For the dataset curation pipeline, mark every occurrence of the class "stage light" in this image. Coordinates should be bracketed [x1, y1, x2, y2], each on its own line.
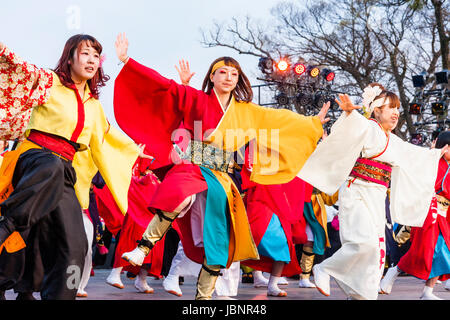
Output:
[275, 93, 290, 106]
[410, 133, 426, 145]
[409, 102, 423, 115]
[293, 63, 306, 75]
[322, 68, 335, 82]
[295, 92, 313, 106]
[307, 66, 320, 78]
[412, 75, 425, 88]
[276, 60, 289, 72]
[435, 71, 448, 84]
[431, 101, 447, 116]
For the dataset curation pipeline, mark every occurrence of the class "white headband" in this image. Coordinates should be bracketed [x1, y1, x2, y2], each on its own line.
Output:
[370, 97, 391, 110]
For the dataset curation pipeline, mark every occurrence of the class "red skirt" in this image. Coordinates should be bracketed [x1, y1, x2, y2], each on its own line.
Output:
[241, 178, 308, 277]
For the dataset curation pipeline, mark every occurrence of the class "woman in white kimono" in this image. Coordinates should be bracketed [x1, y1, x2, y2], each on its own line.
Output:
[297, 83, 448, 300]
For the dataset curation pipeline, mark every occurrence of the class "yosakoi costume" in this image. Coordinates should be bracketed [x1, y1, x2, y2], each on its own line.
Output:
[396, 158, 450, 281]
[298, 110, 441, 300]
[0, 46, 139, 299]
[113, 58, 323, 299]
[240, 156, 305, 277]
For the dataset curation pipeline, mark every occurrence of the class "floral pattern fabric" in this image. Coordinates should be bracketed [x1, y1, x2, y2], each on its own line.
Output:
[0, 46, 53, 140]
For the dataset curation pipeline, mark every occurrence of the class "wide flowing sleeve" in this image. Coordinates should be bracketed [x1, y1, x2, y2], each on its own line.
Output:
[297, 110, 376, 194]
[209, 102, 323, 185]
[74, 103, 140, 213]
[388, 134, 441, 227]
[0, 46, 53, 140]
[113, 58, 208, 168]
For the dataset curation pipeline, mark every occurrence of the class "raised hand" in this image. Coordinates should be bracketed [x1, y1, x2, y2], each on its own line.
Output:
[115, 33, 129, 64]
[335, 94, 362, 114]
[0, 42, 4, 52]
[175, 59, 195, 86]
[317, 101, 331, 124]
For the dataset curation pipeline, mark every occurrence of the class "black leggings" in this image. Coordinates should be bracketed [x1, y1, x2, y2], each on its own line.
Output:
[0, 148, 87, 300]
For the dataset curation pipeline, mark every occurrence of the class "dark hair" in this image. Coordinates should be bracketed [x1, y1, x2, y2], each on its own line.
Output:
[54, 34, 109, 99]
[436, 130, 450, 149]
[202, 56, 253, 103]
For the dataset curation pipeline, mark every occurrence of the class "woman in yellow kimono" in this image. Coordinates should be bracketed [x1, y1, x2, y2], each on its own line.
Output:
[0, 35, 141, 300]
[113, 33, 329, 300]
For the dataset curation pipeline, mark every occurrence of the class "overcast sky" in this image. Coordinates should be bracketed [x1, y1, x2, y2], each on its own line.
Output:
[1, 0, 280, 128]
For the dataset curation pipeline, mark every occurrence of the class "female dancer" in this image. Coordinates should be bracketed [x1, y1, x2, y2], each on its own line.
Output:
[113, 33, 329, 300]
[0, 35, 142, 299]
[298, 83, 448, 300]
[380, 130, 450, 300]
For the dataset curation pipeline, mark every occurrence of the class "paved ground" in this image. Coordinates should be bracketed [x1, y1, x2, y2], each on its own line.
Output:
[4, 268, 450, 301]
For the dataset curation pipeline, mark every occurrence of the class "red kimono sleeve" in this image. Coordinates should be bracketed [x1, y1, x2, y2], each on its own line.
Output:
[113, 58, 208, 169]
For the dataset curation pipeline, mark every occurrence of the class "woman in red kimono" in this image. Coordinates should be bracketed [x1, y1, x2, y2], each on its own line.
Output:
[175, 61, 312, 297]
[113, 33, 329, 300]
[380, 130, 450, 299]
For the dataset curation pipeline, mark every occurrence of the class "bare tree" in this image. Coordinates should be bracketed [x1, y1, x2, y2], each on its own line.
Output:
[201, 0, 448, 141]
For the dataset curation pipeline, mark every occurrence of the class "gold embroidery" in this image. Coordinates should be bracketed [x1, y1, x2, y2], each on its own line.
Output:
[350, 160, 392, 185]
[176, 140, 235, 173]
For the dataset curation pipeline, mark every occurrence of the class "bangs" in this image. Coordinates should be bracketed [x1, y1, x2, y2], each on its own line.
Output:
[76, 36, 103, 55]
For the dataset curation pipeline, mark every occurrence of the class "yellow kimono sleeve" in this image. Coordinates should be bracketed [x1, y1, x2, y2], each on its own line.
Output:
[209, 101, 323, 185]
[86, 105, 139, 214]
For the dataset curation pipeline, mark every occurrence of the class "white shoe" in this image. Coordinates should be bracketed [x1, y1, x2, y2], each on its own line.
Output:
[76, 289, 88, 298]
[420, 292, 443, 300]
[312, 264, 330, 296]
[122, 247, 146, 266]
[267, 286, 287, 297]
[253, 271, 269, 288]
[163, 275, 182, 297]
[445, 280, 450, 291]
[106, 271, 124, 289]
[379, 266, 400, 294]
[278, 276, 289, 286]
[299, 278, 316, 288]
[134, 278, 154, 294]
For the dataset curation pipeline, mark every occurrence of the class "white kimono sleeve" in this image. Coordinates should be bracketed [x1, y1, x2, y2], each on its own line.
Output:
[297, 111, 374, 194]
[388, 134, 441, 227]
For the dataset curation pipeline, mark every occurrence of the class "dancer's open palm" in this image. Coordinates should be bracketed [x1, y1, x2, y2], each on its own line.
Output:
[335, 94, 362, 114]
[115, 33, 129, 64]
[175, 59, 195, 86]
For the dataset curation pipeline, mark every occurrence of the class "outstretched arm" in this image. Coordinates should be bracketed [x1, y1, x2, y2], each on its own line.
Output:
[0, 42, 53, 140]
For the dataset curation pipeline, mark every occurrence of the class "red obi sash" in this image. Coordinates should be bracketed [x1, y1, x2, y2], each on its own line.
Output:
[350, 158, 392, 188]
[27, 130, 77, 161]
